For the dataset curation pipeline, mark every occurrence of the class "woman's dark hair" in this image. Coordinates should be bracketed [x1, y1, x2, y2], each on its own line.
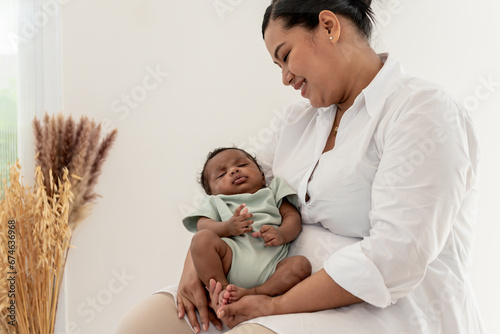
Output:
[199, 147, 263, 195]
[262, 0, 375, 39]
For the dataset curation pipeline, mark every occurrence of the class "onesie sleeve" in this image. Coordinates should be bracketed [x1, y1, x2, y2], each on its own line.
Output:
[323, 91, 479, 308]
[269, 177, 299, 209]
[182, 196, 222, 233]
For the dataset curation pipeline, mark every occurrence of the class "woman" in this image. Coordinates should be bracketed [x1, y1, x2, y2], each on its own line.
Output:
[116, 0, 485, 333]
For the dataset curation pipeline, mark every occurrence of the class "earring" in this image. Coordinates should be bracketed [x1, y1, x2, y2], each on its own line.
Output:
[330, 36, 333, 40]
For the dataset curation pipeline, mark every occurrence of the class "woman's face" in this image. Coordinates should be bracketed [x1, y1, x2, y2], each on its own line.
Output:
[264, 18, 347, 108]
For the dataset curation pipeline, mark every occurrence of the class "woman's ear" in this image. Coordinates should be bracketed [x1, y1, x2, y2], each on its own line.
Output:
[318, 10, 341, 43]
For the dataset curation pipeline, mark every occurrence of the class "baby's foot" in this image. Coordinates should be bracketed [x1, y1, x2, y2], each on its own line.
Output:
[224, 284, 255, 303]
[218, 286, 231, 307]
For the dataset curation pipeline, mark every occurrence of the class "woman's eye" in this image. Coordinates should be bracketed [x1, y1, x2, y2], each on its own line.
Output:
[283, 51, 290, 62]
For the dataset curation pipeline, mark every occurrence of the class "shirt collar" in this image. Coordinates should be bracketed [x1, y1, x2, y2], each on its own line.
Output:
[362, 53, 406, 117]
[309, 53, 405, 117]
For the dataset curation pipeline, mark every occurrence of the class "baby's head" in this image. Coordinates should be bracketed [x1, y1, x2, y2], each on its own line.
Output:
[200, 147, 266, 196]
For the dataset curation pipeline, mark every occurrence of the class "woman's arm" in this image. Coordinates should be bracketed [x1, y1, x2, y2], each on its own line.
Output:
[176, 248, 223, 333]
[215, 269, 362, 327]
[272, 269, 362, 313]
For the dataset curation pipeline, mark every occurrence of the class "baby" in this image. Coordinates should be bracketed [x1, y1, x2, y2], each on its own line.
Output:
[183, 147, 311, 310]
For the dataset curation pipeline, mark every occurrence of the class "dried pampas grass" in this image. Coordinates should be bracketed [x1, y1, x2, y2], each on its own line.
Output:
[33, 112, 118, 229]
[0, 162, 72, 333]
[0, 112, 116, 333]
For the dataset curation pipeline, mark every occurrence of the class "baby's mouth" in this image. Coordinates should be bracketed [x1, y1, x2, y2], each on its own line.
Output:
[233, 175, 247, 185]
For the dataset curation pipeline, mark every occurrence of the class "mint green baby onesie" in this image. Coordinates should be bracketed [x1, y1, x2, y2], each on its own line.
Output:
[183, 177, 299, 289]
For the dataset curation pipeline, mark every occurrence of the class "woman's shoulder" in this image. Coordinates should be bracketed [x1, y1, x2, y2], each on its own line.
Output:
[383, 73, 467, 125]
[371, 55, 465, 121]
[403, 76, 458, 102]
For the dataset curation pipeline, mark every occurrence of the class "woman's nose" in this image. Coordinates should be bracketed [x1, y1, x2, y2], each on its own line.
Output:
[282, 67, 293, 86]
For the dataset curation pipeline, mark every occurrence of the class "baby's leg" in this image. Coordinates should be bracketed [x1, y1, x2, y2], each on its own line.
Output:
[224, 255, 312, 303]
[190, 229, 233, 291]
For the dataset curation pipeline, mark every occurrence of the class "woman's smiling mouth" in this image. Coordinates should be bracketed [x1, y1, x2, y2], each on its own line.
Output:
[294, 79, 307, 97]
[300, 80, 307, 97]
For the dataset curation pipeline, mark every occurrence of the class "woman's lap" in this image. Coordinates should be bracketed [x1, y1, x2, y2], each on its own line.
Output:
[115, 292, 275, 334]
[115, 292, 191, 333]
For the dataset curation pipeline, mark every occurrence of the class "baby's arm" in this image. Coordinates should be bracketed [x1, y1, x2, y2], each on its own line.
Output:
[252, 199, 301, 246]
[277, 199, 302, 243]
[197, 204, 254, 238]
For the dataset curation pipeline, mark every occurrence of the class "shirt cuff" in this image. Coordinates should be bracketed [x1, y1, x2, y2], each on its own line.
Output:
[323, 242, 392, 308]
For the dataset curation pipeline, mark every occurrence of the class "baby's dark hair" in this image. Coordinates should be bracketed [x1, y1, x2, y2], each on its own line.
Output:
[262, 0, 375, 39]
[199, 147, 263, 195]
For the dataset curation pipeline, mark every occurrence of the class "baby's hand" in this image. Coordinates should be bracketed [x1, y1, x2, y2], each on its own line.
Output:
[225, 204, 253, 237]
[251, 225, 284, 246]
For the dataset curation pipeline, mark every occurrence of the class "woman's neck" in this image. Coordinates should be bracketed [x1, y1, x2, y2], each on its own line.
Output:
[338, 49, 384, 112]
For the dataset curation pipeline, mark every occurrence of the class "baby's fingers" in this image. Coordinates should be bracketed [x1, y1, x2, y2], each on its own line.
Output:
[259, 225, 272, 233]
[234, 203, 247, 217]
[239, 219, 253, 227]
[237, 220, 253, 235]
[264, 237, 280, 246]
[251, 231, 262, 238]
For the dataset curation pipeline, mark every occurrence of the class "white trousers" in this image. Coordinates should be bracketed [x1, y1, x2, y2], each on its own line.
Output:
[115, 292, 276, 334]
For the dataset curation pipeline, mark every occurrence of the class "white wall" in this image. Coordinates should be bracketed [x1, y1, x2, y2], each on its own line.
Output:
[59, 1, 500, 333]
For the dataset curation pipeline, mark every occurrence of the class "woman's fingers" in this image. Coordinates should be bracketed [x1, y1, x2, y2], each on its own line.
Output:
[176, 294, 185, 319]
[207, 308, 223, 331]
[177, 279, 212, 333]
[193, 282, 213, 332]
[206, 280, 225, 329]
[217, 300, 245, 328]
[196, 299, 210, 332]
[178, 295, 201, 333]
[209, 279, 223, 307]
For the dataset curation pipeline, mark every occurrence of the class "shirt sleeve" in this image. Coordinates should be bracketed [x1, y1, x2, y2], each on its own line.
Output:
[182, 196, 222, 233]
[269, 177, 299, 209]
[323, 90, 479, 307]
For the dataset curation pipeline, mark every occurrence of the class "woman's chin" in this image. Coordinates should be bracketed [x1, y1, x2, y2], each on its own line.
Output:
[308, 99, 327, 109]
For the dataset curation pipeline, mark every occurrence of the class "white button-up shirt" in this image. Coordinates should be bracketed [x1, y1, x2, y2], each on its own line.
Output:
[254, 53, 485, 332]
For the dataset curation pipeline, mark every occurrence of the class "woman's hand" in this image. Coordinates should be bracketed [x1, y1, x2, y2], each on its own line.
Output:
[216, 294, 275, 328]
[207, 278, 225, 314]
[251, 225, 285, 246]
[177, 249, 223, 333]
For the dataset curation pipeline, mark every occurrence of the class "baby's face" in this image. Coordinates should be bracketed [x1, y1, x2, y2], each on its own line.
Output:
[205, 149, 265, 196]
